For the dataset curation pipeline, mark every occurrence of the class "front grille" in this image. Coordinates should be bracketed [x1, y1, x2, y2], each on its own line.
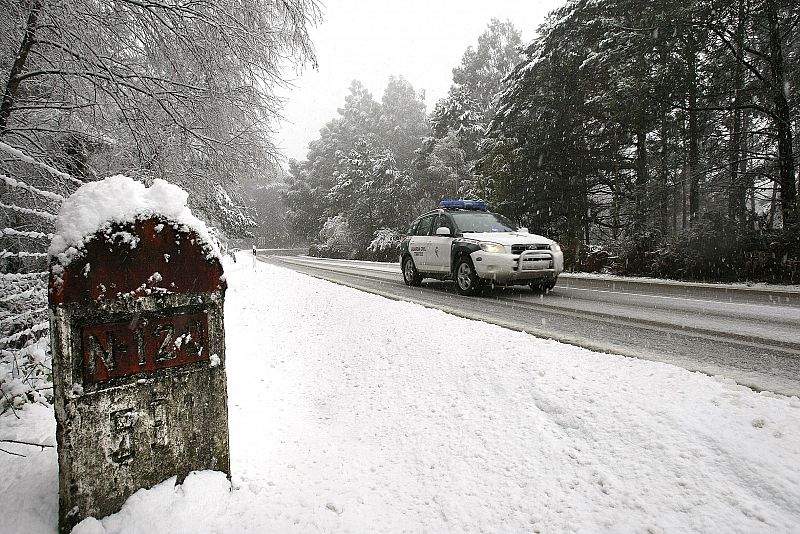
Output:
[511, 243, 550, 255]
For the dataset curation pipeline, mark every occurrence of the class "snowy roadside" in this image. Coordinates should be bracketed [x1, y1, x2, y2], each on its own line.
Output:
[2, 255, 800, 533]
[558, 271, 800, 293]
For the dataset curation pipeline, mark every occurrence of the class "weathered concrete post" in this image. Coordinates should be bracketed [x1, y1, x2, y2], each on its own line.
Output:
[48, 177, 230, 533]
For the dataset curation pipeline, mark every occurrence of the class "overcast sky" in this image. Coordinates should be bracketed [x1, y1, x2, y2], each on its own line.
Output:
[274, 0, 565, 164]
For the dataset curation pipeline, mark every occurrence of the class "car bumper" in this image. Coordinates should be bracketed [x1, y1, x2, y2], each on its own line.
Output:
[470, 249, 564, 284]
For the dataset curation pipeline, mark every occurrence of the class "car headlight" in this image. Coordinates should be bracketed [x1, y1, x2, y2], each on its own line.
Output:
[551, 242, 562, 253]
[479, 242, 505, 254]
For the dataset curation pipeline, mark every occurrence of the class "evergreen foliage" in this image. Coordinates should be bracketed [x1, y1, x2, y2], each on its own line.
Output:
[481, 0, 799, 280]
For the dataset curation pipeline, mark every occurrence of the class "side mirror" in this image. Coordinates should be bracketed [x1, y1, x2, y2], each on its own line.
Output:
[518, 227, 529, 234]
[435, 226, 451, 236]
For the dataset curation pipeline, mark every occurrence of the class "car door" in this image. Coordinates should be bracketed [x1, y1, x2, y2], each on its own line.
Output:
[411, 214, 435, 270]
[426, 213, 454, 273]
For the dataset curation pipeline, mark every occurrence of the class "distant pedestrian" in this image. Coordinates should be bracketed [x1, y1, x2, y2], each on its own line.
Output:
[252, 245, 257, 269]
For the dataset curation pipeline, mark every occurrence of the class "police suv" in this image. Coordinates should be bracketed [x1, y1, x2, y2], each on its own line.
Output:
[400, 200, 564, 295]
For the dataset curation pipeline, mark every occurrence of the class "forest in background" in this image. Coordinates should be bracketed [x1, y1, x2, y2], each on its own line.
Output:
[286, 0, 799, 283]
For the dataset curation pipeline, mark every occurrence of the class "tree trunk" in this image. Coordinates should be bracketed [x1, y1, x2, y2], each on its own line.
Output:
[672, 177, 678, 234]
[766, 0, 796, 226]
[611, 135, 620, 240]
[0, 0, 42, 135]
[728, 0, 747, 226]
[660, 108, 669, 232]
[768, 179, 778, 229]
[635, 129, 648, 229]
[687, 30, 700, 225]
[740, 110, 751, 223]
[682, 163, 688, 230]
[612, 175, 620, 241]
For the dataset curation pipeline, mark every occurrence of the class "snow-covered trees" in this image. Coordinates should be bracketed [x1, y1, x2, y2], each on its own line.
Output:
[0, 0, 320, 414]
[418, 19, 523, 200]
[285, 78, 427, 258]
[285, 21, 526, 260]
[1, 0, 320, 234]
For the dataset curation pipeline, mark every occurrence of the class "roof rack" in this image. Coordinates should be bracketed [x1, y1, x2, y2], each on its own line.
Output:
[439, 200, 489, 211]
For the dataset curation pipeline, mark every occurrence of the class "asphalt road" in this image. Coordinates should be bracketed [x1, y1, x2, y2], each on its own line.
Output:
[259, 253, 800, 397]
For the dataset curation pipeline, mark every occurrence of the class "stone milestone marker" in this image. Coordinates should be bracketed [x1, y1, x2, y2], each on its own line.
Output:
[48, 178, 230, 533]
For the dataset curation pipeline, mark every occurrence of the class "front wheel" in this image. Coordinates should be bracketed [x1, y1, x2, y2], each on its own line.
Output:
[455, 257, 482, 295]
[530, 277, 557, 293]
[402, 256, 423, 286]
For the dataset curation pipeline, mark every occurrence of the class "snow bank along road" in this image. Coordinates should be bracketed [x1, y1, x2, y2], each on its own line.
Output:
[3, 257, 800, 533]
[262, 254, 800, 397]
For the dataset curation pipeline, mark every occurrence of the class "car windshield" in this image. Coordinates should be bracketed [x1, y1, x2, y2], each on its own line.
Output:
[450, 211, 517, 233]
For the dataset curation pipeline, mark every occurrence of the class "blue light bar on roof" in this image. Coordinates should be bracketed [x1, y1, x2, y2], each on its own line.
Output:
[439, 200, 488, 211]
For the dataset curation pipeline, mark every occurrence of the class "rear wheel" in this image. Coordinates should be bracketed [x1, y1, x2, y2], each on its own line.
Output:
[455, 257, 482, 295]
[402, 255, 423, 286]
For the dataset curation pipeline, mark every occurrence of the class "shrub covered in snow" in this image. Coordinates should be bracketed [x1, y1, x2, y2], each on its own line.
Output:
[0, 272, 52, 415]
[366, 228, 402, 262]
[309, 215, 357, 259]
[0, 337, 51, 416]
[603, 217, 800, 283]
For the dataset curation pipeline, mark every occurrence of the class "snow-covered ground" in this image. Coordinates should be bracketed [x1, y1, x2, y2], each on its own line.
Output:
[3, 255, 800, 533]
